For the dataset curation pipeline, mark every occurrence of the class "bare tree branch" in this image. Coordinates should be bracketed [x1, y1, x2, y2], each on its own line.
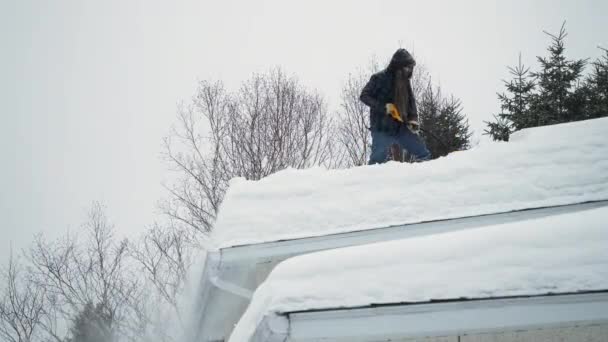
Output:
[27, 202, 147, 342]
[163, 68, 333, 235]
[0, 249, 46, 342]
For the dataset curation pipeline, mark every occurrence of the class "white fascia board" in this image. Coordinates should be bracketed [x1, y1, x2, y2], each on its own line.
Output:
[221, 200, 608, 264]
[283, 292, 608, 342]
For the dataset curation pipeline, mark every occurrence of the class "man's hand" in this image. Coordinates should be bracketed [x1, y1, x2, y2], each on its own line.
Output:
[407, 120, 420, 134]
[385, 103, 404, 123]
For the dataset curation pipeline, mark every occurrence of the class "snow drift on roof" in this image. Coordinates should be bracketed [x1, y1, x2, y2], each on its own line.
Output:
[214, 118, 608, 248]
[229, 205, 608, 341]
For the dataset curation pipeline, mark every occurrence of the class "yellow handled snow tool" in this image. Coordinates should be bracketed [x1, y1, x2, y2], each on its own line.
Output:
[385, 103, 404, 123]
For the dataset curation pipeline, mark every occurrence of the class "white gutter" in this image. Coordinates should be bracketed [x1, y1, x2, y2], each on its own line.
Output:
[252, 292, 608, 342]
[209, 275, 253, 299]
[192, 251, 256, 342]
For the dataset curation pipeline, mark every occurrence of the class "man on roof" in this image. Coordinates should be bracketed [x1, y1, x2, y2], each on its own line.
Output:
[360, 48, 431, 164]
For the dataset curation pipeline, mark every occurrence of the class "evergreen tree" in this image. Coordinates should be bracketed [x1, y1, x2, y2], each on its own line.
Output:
[484, 114, 512, 142]
[418, 81, 441, 129]
[484, 22, 592, 142]
[418, 82, 442, 157]
[498, 54, 536, 130]
[67, 302, 113, 342]
[435, 96, 472, 155]
[484, 55, 535, 141]
[529, 22, 587, 125]
[585, 47, 608, 119]
[418, 81, 472, 157]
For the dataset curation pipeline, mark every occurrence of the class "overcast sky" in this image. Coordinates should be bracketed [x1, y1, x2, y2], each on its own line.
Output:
[1, 0, 606, 264]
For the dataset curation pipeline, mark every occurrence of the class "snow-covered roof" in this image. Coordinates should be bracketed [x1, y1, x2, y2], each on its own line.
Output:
[229, 205, 608, 341]
[214, 118, 608, 248]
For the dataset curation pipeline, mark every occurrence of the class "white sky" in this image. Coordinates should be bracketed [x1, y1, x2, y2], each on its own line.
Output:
[1, 0, 606, 264]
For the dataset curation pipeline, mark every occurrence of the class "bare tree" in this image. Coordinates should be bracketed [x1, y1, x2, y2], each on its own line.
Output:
[0, 251, 46, 342]
[162, 67, 334, 235]
[131, 222, 197, 321]
[336, 67, 375, 167]
[28, 202, 146, 342]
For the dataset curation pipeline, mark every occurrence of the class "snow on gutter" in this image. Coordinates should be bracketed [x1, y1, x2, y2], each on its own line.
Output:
[193, 200, 608, 342]
[251, 291, 608, 342]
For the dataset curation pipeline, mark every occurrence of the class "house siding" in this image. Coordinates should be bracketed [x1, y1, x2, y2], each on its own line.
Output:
[460, 322, 608, 342]
[394, 322, 608, 342]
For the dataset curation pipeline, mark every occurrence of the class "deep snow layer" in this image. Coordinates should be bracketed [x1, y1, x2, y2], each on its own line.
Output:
[229, 205, 608, 341]
[214, 118, 608, 248]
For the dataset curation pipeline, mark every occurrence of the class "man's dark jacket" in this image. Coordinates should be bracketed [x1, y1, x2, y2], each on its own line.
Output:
[360, 49, 418, 134]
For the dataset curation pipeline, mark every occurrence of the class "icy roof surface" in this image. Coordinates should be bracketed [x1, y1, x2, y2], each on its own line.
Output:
[229, 205, 608, 341]
[214, 118, 608, 248]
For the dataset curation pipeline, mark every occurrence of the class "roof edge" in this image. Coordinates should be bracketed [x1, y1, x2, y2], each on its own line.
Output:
[221, 200, 608, 263]
[284, 291, 608, 341]
[284, 289, 608, 315]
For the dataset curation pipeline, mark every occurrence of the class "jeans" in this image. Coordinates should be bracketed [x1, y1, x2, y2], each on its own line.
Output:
[368, 127, 431, 165]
